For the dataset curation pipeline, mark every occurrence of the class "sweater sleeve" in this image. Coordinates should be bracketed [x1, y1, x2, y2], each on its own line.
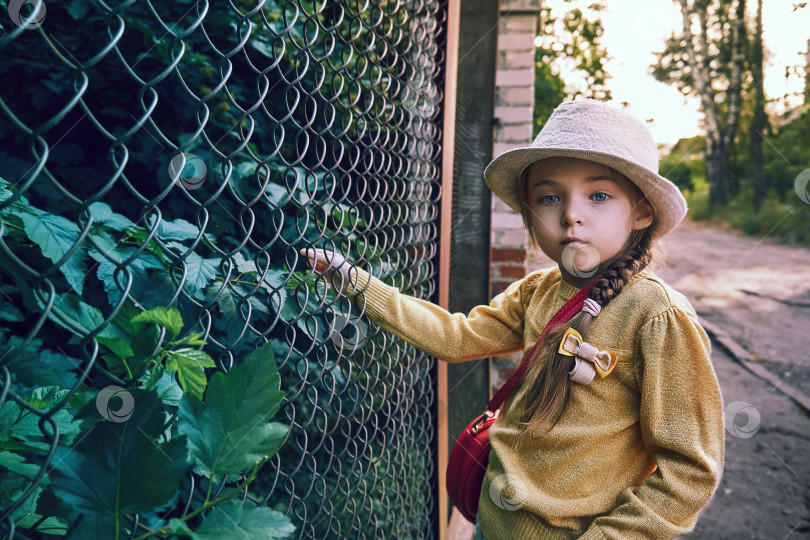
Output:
[579, 305, 725, 540]
[343, 267, 526, 363]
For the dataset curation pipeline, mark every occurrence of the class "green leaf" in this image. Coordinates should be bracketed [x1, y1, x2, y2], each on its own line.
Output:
[148, 215, 200, 242]
[193, 500, 295, 540]
[0, 451, 41, 479]
[0, 336, 80, 389]
[155, 371, 184, 407]
[182, 253, 219, 298]
[111, 301, 141, 336]
[165, 348, 215, 400]
[0, 176, 36, 217]
[27, 386, 71, 409]
[67, 0, 94, 20]
[232, 252, 257, 274]
[131, 307, 184, 338]
[49, 294, 104, 337]
[0, 391, 81, 449]
[94, 258, 139, 307]
[96, 336, 133, 359]
[178, 342, 288, 481]
[172, 331, 207, 348]
[88, 231, 163, 269]
[17, 212, 88, 294]
[264, 183, 290, 207]
[10, 484, 68, 536]
[169, 348, 216, 368]
[101, 354, 130, 378]
[0, 296, 24, 322]
[48, 390, 188, 524]
[87, 202, 138, 231]
[167, 518, 198, 538]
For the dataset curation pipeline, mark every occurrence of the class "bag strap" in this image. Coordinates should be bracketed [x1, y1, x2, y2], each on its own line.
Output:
[485, 280, 596, 413]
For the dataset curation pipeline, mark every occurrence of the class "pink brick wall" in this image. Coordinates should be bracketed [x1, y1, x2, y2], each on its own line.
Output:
[489, 1, 542, 396]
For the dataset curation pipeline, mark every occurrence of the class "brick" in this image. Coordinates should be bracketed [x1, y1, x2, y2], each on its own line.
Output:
[495, 69, 534, 87]
[491, 247, 527, 263]
[496, 86, 533, 107]
[500, 49, 536, 69]
[496, 123, 533, 143]
[492, 227, 529, 247]
[497, 263, 528, 279]
[497, 33, 536, 51]
[491, 226, 528, 245]
[500, 0, 542, 12]
[492, 142, 520, 158]
[494, 106, 534, 124]
[491, 211, 524, 228]
[505, 14, 538, 33]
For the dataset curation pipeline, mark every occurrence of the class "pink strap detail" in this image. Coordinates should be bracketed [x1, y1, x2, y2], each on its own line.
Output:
[581, 298, 601, 317]
[485, 281, 596, 413]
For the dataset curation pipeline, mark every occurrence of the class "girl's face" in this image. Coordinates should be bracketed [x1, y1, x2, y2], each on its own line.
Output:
[523, 157, 654, 288]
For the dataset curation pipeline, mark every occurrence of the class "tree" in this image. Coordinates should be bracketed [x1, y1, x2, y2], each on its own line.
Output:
[652, 0, 748, 206]
[534, 0, 612, 133]
[749, 0, 767, 210]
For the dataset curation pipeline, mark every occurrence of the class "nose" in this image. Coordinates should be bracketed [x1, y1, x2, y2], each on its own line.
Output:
[561, 199, 585, 226]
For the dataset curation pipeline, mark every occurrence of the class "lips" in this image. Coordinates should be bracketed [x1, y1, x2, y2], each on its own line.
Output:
[562, 237, 586, 245]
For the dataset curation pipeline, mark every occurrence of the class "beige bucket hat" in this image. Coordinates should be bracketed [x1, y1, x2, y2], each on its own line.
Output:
[484, 99, 687, 239]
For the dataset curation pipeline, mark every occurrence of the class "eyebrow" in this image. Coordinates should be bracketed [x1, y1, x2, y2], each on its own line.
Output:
[528, 176, 618, 190]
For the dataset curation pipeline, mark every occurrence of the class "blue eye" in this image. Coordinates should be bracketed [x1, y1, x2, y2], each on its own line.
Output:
[592, 192, 610, 202]
[539, 195, 559, 204]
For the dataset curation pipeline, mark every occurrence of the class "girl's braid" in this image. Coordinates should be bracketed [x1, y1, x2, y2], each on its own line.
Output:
[590, 232, 653, 307]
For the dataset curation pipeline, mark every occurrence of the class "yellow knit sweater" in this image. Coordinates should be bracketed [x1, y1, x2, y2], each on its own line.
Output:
[346, 265, 724, 539]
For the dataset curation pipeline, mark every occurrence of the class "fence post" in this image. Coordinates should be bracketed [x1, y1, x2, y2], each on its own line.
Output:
[439, 0, 461, 536]
[443, 0, 501, 535]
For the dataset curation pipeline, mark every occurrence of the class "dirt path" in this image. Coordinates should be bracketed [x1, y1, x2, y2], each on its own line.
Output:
[529, 218, 810, 539]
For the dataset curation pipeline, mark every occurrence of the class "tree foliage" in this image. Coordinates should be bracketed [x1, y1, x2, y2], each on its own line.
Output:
[533, 0, 612, 132]
[651, 0, 748, 205]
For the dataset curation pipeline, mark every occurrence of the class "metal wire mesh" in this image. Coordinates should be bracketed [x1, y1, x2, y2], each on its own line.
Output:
[0, 0, 446, 537]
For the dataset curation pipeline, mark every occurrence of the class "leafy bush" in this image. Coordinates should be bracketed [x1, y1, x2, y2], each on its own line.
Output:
[665, 109, 810, 245]
[0, 303, 293, 538]
[0, 0, 442, 536]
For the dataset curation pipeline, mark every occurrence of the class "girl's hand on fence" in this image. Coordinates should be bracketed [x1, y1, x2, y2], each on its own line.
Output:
[300, 248, 353, 295]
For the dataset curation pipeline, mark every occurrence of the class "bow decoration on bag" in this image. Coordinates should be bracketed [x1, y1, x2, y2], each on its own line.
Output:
[557, 327, 618, 385]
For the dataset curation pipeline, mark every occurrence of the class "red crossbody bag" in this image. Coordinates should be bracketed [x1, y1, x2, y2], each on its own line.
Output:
[445, 281, 595, 523]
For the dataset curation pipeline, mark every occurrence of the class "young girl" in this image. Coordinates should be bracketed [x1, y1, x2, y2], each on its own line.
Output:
[302, 99, 724, 539]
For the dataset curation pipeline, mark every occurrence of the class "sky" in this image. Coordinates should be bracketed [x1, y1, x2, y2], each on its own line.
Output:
[557, 1, 810, 147]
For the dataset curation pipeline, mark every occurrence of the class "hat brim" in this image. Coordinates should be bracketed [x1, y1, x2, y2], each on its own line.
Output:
[484, 147, 687, 239]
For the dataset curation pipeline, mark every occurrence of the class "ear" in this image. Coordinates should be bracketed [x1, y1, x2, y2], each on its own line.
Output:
[632, 200, 655, 230]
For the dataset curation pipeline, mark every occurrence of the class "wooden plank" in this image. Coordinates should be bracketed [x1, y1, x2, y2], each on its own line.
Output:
[438, 0, 461, 537]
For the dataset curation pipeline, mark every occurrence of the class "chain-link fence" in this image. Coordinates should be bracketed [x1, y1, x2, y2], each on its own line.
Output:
[0, 0, 447, 537]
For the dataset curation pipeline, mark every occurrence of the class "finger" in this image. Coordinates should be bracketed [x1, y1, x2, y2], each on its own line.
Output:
[300, 247, 322, 265]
